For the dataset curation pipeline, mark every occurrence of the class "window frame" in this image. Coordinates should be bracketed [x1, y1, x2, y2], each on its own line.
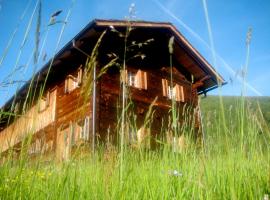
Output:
[64, 68, 83, 94]
[162, 79, 185, 102]
[38, 91, 50, 112]
[122, 69, 148, 90]
[75, 116, 90, 142]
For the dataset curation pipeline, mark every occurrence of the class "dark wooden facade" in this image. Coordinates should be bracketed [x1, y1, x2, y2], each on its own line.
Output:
[0, 19, 225, 160]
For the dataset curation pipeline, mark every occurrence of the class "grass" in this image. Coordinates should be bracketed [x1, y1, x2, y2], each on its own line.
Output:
[0, 95, 269, 199]
[0, 145, 269, 199]
[0, 2, 270, 200]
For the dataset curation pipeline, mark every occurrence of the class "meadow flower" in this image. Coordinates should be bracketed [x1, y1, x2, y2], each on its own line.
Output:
[165, 169, 183, 177]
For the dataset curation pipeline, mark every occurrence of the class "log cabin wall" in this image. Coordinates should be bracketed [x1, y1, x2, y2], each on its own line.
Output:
[0, 65, 94, 159]
[55, 67, 94, 160]
[98, 64, 199, 145]
[0, 88, 57, 154]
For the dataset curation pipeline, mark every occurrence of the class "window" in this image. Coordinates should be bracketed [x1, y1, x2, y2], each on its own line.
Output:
[77, 67, 83, 86]
[43, 140, 53, 153]
[28, 137, 45, 155]
[162, 79, 185, 102]
[76, 116, 90, 141]
[39, 92, 50, 112]
[61, 126, 70, 160]
[121, 69, 147, 90]
[167, 85, 175, 99]
[64, 68, 83, 93]
[64, 75, 78, 93]
[128, 71, 136, 87]
[70, 122, 75, 146]
[56, 124, 72, 161]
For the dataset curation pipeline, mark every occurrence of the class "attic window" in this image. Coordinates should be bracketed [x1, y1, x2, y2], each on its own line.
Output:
[39, 92, 50, 112]
[121, 69, 147, 90]
[162, 79, 184, 102]
[64, 68, 83, 93]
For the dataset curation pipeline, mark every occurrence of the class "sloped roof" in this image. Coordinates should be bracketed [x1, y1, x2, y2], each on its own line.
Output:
[1, 19, 225, 113]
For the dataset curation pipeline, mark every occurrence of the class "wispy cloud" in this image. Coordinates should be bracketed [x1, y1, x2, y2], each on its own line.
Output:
[152, 0, 262, 96]
[152, 0, 209, 47]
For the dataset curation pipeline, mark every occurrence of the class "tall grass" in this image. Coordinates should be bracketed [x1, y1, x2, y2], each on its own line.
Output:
[0, 2, 270, 200]
[0, 117, 269, 199]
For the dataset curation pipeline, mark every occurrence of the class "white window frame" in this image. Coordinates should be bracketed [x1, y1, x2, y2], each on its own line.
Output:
[39, 91, 50, 112]
[162, 79, 185, 102]
[128, 71, 137, 87]
[65, 68, 83, 94]
[77, 116, 90, 141]
[123, 69, 147, 90]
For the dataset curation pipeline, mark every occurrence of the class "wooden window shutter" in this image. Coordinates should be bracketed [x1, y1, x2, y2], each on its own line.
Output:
[162, 79, 168, 96]
[68, 77, 72, 92]
[134, 70, 147, 89]
[180, 86, 185, 102]
[77, 67, 83, 85]
[174, 84, 185, 102]
[142, 71, 147, 89]
[136, 70, 142, 88]
[120, 69, 128, 84]
[174, 84, 180, 101]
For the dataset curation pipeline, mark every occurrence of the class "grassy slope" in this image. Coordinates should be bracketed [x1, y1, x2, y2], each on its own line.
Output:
[200, 95, 270, 125]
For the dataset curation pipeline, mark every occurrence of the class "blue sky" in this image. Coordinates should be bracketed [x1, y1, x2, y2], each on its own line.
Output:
[0, 0, 269, 106]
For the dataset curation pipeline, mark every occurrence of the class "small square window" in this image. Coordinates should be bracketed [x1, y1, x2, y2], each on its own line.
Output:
[65, 68, 83, 93]
[167, 86, 175, 99]
[121, 69, 147, 90]
[162, 79, 185, 102]
[128, 71, 136, 87]
[76, 116, 90, 141]
[39, 92, 50, 112]
[65, 75, 78, 93]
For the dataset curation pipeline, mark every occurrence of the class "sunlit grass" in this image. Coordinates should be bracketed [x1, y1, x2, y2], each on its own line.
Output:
[0, 127, 269, 199]
[1, 94, 270, 199]
[0, 2, 270, 200]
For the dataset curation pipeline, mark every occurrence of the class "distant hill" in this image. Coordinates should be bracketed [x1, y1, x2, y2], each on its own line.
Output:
[200, 95, 270, 126]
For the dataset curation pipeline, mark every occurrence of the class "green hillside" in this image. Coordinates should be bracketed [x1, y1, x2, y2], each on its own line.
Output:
[200, 95, 270, 125]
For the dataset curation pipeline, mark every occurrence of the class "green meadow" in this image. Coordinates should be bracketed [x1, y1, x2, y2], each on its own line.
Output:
[0, 95, 269, 199]
[0, 2, 269, 199]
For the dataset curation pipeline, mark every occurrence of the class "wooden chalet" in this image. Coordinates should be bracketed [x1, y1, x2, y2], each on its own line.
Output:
[0, 19, 225, 160]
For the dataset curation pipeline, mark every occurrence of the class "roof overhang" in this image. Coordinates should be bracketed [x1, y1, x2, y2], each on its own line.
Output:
[1, 19, 225, 112]
[93, 19, 226, 91]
